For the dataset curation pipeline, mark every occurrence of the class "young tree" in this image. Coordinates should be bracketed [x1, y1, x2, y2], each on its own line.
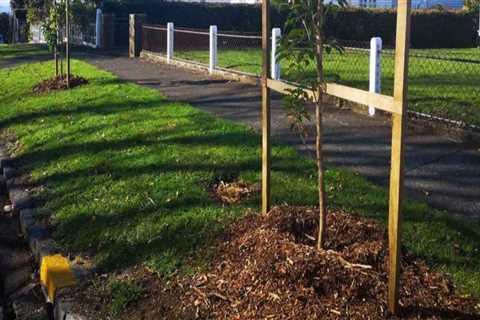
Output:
[42, 3, 60, 75]
[277, 0, 345, 249]
[25, 0, 96, 82]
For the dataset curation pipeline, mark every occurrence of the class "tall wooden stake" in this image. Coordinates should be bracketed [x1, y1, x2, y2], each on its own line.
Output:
[261, 0, 271, 215]
[65, 0, 70, 88]
[53, 0, 59, 76]
[54, 47, 59, 76]
[388, 0, 411, 314]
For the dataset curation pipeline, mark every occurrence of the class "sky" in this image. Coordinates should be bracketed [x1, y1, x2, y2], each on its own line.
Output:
[0, 0, 10, 13]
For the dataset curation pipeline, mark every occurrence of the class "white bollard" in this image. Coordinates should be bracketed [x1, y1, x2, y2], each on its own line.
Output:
[271, 28, 281, 80]
[95, 8, 102, 48]
[209, 25, 218, 74]
[369, 37, 382, 116]
[167, 22, 174, 63]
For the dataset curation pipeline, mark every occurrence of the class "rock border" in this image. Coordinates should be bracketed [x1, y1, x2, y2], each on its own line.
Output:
[0, 144, 89, 320]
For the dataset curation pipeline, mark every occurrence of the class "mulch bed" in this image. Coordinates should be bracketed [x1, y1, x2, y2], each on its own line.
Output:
[32, 75, 88, 94]
[71, 207, 480, 319]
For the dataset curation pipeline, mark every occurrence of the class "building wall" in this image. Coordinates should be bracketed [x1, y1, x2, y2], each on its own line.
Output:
[166, 0, 260, 3]
[350, 0, 463, 8]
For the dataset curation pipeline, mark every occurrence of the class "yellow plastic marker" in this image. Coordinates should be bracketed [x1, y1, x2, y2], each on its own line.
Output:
[40, 254, 77, 302]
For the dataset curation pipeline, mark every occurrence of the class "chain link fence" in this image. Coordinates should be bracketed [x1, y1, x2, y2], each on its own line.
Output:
[143, 24, 210, 64]
[217, 31, 262, 74]
[140, 23, 480, 127]
[143, 24, 167, 53]
[175, 27, 210, 64]
[71, 23, 96, 47]
[323, 39, 479, 126]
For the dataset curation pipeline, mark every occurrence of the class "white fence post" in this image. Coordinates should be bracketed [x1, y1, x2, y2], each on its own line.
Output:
[167, 22, 174, 63]
[369, 37, 382, 116]
[95, 8, 102, 48]
[271, 28, 281, 80]
[209, 25, 218, 73]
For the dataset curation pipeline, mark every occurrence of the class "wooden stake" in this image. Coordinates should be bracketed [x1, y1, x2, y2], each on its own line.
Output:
[261, 0, 271, 215]
[54, 0, 59, 77]
[65, 0, 70, 88]
[388, 0, 411, 314]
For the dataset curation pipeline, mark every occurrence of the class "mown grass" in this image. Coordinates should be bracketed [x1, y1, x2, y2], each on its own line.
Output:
[176, 47, 480, 127]
[0, 55, 479, 296]
[0, 43, 48, 60]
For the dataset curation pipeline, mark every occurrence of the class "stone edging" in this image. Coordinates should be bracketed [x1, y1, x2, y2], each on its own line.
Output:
[140, 50, 480, 145]
[0, 144, 89, 320]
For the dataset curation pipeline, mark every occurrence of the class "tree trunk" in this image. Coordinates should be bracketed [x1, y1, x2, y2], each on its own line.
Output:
[55, 12, 59, 77]
[54, 48, 59, 76]
[65, 0, 70, 88]
[60, 54, 64, 77]
[315, 0, 327, 250]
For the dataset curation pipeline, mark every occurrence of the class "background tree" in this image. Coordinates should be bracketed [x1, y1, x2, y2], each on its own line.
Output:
[277, 0, 345, 249]
[12, 0, 97, 79]
[0, 13, 9, 41]
[464, 0, 480, 10]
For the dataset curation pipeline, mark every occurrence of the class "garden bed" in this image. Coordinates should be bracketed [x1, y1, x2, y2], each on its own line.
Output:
[32, 75, 88, 93]
[70, 207, 480, 319]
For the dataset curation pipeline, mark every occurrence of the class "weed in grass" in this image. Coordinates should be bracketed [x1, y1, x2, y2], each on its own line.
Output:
[109, 279, 144, 315]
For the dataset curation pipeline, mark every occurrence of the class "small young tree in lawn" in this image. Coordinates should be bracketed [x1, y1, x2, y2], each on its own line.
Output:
[31, 0, 96, 85]
[42, 3, 62, 76]
[277, 0, 345, 249]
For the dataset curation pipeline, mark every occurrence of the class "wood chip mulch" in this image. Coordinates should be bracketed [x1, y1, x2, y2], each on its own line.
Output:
[72, 207, 480, 319]
[32, 75, 88, 94]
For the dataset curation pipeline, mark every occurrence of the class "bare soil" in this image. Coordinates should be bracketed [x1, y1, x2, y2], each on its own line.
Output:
[71, 207, 480, 319]
[32, 75, 88, 94]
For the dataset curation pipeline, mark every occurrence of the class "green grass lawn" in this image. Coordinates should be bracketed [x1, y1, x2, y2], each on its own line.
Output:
[0, 56, 479, 297]
[176, 47, 480, 127]
[0, 43, 48, 60]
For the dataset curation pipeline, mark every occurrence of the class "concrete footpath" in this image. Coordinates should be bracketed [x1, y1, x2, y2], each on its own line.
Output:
[80, 53, 478, 218]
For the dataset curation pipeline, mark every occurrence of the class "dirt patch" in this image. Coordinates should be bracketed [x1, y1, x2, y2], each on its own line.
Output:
[71, 207, 480, 319]
[32, 75, 88, 94]
[213, 181, 257, 204]
[208, 172, 257, 205]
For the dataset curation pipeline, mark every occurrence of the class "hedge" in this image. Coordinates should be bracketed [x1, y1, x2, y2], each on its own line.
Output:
[103, 1, 478, 48]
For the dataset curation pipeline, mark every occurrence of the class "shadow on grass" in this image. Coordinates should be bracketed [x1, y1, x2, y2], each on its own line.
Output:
[18, 129, 479, 282]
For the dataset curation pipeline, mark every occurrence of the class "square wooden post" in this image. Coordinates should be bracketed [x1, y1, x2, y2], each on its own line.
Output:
[261, 0, 271, 215]
[388, 0, 411, 314]
[129, 14, 146, 58]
